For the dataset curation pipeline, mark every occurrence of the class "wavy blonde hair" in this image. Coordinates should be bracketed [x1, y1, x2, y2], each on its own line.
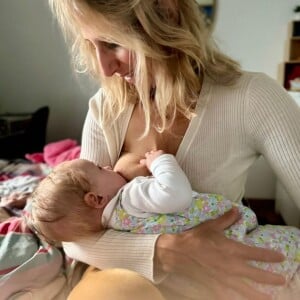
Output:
[49, 0, 241, 134]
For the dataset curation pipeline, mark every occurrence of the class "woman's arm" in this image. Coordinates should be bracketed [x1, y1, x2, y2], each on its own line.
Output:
[73, 97, 285, 299]
[247, 73, 300, 208]
[80, 109, 112, 166]
[63, 230, 160, 281]
[64, 208, 285, 299]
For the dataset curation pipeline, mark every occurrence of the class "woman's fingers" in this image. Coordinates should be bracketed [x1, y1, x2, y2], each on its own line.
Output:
[192, 240, 285, 285]
[234, 260, 286, 285]
[158, 210, 285, 300]
[202, 206, 241, 230]
[199, 215, 285, 284]
[218, 272, 272, 300]
[194, 208, 285, 262]
[156, 210, 286, 299]
[236, 242, 285, 262]
[188, 222, 286, 284]
[155, 244, 272, 300]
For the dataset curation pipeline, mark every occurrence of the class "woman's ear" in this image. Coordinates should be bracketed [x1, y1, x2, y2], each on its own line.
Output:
[84, 192, 110, 208]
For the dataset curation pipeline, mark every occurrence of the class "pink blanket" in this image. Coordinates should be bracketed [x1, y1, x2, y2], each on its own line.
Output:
[26, 139, 81, 167]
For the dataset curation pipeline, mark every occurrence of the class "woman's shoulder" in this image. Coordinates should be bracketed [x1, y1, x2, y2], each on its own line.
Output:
[238, 71, 289, 103]
[227, 72, 296, 119]
[87, 89, 134, 125]
[228, 71, 276, 90]
[205, 71, 283, 102]
[206, 71, 276, 89]
[88, 88, 105, 118]
[200, 71, 288, 118]
[238, 71, 278, 88]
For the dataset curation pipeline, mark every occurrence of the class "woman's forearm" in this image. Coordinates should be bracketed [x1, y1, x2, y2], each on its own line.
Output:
[63, 230, 160, 281]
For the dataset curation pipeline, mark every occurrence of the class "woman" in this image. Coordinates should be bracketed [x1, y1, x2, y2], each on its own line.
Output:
[48, 0, 300, 299]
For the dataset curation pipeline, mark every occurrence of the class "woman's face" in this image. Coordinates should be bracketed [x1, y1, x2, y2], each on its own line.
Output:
[81, 23, 136, 84]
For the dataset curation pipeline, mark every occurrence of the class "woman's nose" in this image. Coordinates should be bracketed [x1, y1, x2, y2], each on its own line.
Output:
[95, 46, 118, 77]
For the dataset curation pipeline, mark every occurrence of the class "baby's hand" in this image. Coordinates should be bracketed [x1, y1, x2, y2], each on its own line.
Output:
[140, 150, 164, 170]
[1, 192, 29, 209]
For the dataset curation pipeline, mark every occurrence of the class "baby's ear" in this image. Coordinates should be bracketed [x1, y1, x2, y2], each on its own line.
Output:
[84, 192, 109, 208]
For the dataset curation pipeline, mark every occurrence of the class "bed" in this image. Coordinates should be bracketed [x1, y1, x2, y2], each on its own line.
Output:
[0, 135, 82, 299]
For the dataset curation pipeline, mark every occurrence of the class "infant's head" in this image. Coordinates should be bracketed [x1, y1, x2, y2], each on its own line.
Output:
[29, 159, 127, 243]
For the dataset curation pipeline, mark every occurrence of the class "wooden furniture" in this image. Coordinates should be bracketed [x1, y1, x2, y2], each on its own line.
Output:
[282, 21, 300, 90]
[275, 94, 300, 226]
[276, 181, 300, 227]
[275, 22, 300, 226]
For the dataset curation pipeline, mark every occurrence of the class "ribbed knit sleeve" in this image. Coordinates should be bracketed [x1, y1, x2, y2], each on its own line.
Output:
[246, 73, 300, 208]
[80, 109, 111, 166]
[63, 230, 161, 281]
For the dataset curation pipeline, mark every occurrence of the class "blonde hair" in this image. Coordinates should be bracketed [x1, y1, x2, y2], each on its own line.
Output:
[49, 0, 241, 135]
[30, 161, 100, 242]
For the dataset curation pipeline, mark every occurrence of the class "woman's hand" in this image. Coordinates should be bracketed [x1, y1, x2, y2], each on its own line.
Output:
[155, 208, 285, 300]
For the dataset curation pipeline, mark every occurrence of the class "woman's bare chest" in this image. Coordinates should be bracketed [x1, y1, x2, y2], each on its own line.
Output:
[122, 105, 190, 156]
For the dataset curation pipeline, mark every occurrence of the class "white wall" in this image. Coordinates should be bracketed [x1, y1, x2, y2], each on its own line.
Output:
[214, 0, 298, 79]
[0, 0, 297, 198]
[0, 0, 97, 142]
[214, 0, 299, 199]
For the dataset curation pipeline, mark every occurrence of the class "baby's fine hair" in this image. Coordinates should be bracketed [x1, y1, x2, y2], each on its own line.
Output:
[48, 0, 241, 135]
[30, 161, 97, 242]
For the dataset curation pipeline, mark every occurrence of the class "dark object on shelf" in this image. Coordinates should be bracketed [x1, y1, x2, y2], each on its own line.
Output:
[0, 106, 49, 159]
[282, 62, 300, 90]
[294, 6, 300, 12]
[281, 20, 300, 90]
[292, 21, 300, 37]
[242, 198, 286, 225]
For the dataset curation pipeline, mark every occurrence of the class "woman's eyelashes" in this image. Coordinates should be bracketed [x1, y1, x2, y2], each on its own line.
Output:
[104, 42, 119, 50]
[95, 40, 120, 50]
[85, 39, 120, 51]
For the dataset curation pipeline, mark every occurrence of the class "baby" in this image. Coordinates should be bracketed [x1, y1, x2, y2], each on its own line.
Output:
[29, 150, 300, 297]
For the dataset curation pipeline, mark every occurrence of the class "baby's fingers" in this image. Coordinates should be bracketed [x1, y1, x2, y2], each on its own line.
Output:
[139, 158, 146, 166]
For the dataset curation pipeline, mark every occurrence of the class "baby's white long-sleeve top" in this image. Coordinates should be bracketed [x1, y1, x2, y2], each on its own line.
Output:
[102, 154, 193, 225]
